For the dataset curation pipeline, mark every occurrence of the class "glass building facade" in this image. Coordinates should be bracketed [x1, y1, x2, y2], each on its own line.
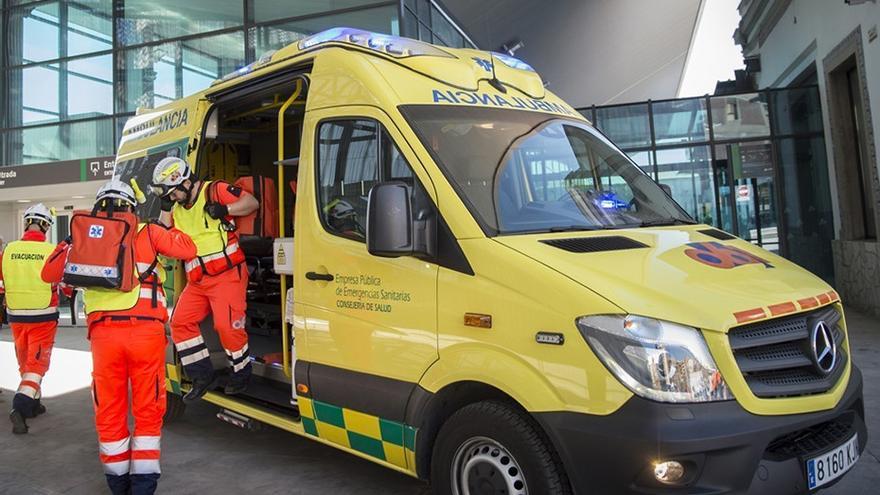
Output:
[582, 87, 835, 282]
[0, 0, 473, 167]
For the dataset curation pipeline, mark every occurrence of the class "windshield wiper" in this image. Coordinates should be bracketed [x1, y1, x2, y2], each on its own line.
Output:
[638, 218, 699, 227]
[548, 225, 605, 233]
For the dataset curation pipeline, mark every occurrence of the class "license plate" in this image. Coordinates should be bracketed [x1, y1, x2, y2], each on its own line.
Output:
[806, 433, 859, 490]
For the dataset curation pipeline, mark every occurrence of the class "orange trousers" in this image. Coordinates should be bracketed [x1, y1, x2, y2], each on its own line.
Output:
[90, 319, 166, 480]
[11, 320, 57, 405]
[171, 266, 250, 381]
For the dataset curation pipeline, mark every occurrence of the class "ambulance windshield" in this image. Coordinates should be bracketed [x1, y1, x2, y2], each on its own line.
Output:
[401, 105, 694, 235]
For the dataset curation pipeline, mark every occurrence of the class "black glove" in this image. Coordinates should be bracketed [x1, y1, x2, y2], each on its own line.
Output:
[63, 235, 72, 245]
[160, 196, 175, 213]
[204, 203, 229, 220]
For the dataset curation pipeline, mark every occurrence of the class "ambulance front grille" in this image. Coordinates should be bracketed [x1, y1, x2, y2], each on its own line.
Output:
[728, 306, 847, 398]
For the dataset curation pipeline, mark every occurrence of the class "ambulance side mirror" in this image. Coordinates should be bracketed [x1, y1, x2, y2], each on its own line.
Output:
[366, 182, 436, 259]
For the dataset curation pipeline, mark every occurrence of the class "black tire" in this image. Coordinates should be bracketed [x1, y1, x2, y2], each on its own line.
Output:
[431, 400, 572, 495]
[164, 391, 187, 423]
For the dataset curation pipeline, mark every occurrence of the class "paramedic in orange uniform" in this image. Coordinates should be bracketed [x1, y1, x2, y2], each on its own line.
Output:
[151, 157, 258, 401]
[0, 204, 68, 434]
[42, 180, 196, 495]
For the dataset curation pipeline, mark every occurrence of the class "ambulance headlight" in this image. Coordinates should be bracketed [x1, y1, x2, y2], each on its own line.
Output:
[577, 315, 733, 403]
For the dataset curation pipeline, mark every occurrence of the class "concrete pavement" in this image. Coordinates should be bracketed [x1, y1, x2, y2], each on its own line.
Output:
[0, 311, 878, 494]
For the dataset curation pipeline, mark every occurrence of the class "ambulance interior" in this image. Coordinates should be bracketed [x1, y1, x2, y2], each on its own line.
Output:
[192, 74, 308, 413]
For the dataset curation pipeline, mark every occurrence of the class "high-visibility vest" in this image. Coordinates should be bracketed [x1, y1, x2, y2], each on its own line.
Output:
[2, 240, 55, 316]
[84, 225, 167, 314]
[172, 181, 243, 280]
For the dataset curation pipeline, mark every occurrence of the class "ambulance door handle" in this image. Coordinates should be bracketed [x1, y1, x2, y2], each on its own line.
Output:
[305, 271, 334, 282]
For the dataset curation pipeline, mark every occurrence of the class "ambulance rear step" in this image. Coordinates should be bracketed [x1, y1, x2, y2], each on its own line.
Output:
[217, 409, 262, 431]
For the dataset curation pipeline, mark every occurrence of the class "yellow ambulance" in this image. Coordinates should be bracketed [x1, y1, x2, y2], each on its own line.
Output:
[113, 27, 865, 494]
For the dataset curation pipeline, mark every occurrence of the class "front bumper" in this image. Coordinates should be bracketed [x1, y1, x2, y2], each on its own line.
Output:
[535, 366, 866, 494]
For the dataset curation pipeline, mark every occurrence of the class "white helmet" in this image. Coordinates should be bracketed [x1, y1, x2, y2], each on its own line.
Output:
[96, 179, 138, 207]
[23, 203, 55, 229]
[151, 157, 192, 198]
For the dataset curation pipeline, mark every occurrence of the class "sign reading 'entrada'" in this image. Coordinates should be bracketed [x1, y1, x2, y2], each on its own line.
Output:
[0, 156, 115, 189]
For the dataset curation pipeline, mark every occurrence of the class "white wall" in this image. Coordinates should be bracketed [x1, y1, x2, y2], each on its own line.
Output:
[444, 0, 703, 107]
[0, 180, 101, 245]
[751, 0, 880, 236]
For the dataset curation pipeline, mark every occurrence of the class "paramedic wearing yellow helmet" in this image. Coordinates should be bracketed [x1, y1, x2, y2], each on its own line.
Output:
[151, 157, 258, 401]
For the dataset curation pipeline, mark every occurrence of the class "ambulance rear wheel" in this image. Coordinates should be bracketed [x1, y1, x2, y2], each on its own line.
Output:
[431, 401, 571, 495]
[164, 392, 187, 423]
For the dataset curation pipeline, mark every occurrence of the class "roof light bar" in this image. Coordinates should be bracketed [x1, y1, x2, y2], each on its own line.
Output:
[492, 52, 535, 72]
[299, 27, 452, 58]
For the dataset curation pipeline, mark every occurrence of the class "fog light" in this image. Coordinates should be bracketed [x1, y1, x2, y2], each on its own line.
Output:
[653, 460, 685, 484]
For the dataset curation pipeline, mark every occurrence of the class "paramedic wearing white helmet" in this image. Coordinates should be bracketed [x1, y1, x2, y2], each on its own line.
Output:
[42, 179, 196, 495]
[151, 157, 258, 401]
[0, 204, 69, 433]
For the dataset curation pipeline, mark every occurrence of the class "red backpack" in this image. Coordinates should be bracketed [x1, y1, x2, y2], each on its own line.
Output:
[64, 206, 138, 291]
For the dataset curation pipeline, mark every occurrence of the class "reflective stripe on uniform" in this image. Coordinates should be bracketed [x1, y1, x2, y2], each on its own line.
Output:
[139, 288, 166, 306]
[180, 348, 210, 366]
[6, 306, 58, 316]
[16, 384, 38, 398]
[100, 437, 131, 457]
[136, 262, 155, 274]
[131, 459, 161, 475]
[176, 335, 205, 351]
[231, 358, 250, 373]
[184, 242, 240, 273]
[21, 372, 42, 384]
[226, 344, 248, 360]
[103, 461, 131, 476]
[132, 435, 161, 451]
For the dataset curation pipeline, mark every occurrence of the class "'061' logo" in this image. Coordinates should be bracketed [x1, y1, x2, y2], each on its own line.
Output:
[684, 241, 773, 269]
[88, 225, 105, 238]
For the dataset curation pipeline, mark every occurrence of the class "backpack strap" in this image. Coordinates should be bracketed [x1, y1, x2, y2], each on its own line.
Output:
[136, 223, 161, 308]
[254, 177, 263, 236]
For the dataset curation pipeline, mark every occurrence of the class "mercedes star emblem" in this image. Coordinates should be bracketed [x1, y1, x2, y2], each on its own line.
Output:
[810, 321, 837, 375]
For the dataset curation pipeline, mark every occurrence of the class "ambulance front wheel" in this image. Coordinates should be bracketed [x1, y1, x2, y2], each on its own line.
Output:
[430, 401, 572, 495]
[164, 391, 187, 423]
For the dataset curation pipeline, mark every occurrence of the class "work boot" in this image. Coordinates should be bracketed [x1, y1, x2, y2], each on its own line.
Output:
[33, 400, 46, 417]
[224, 363, 251, 396]
[183, 375, 215, 403]
[10, 409, 28, 434]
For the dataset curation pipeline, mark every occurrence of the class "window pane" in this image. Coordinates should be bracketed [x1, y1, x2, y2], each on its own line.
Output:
[652, 98, 709, 145]
[120, 31, 245, 112]
[317, 120, 379, 241]
[251, 5, 399, 55]
[778, 137, 834, 282]
[430, 5, 458, 46]
[710, 93, 770, 140]
[66, 1, 113, 57]
[68, 54, 114, 118]
[7, 2, 113, 65]
[253, 0, 382, 23]
[770, 87, 823, 135]
[9, 64, 60, 126]
[6, 118, 115, 165]
[656, 146, 714, 223]
[8, 3, 60, 64]
[594, 103, 651, 149]
[117, 0, 243, 46]
[403, 8, 418, 39]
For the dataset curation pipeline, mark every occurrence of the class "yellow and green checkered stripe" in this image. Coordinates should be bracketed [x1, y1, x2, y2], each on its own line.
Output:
[298, 397, 418, 470]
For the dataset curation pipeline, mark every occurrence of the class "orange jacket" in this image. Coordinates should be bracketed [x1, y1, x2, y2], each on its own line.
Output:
[42, 223, 196, 325]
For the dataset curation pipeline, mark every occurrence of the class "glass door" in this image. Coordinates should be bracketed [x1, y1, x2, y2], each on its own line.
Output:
[713, 141, 780, 253]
